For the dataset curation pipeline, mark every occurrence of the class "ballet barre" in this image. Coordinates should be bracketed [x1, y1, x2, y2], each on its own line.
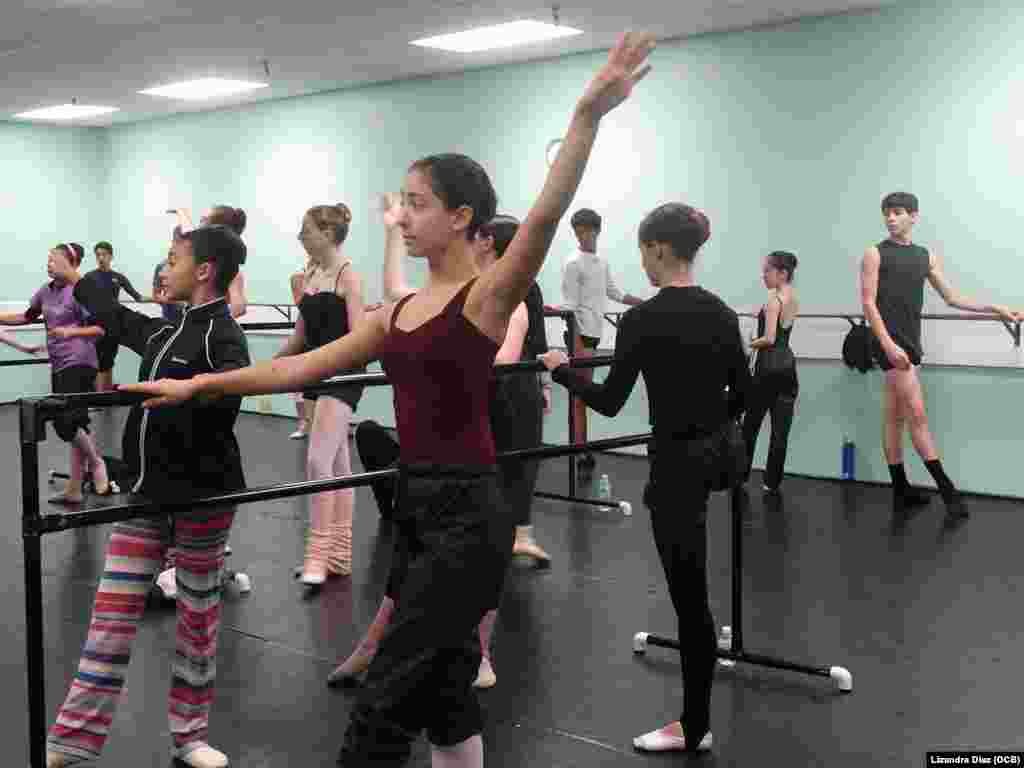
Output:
[16, 372, 646, 768]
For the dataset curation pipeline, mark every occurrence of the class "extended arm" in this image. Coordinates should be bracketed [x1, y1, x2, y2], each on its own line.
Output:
[926, 250, 1016, 319]
[605, 263, 644, 307]
[546, 309, 641, 417]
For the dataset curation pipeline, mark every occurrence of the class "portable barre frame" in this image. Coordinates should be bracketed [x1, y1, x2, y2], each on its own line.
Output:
[17, 378, 647, 768]
[632, 486, 853, 693]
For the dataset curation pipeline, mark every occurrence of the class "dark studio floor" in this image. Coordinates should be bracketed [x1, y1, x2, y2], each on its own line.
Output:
[3, 404, 1022, 767]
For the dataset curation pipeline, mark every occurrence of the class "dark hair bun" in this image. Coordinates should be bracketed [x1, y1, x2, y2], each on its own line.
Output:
[768, 250, 798, 280]
[230, 207, 247, 235]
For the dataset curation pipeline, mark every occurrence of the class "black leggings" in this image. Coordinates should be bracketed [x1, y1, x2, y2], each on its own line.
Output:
[644, 434, 717, 750]
[742, 369, 798, 490]
[491, 374, 544, 527]
[50, 365, 96, 442]
[339, 464, 512, 767]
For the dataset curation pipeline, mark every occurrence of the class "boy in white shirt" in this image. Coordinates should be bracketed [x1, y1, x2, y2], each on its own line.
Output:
[560, 208, 644, 469]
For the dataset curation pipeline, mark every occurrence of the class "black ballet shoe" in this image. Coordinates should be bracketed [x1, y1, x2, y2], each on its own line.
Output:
[943, 495, 969, 526]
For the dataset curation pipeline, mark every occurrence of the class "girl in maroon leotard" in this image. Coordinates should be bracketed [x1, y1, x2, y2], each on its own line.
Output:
[125, 32, 656, 768]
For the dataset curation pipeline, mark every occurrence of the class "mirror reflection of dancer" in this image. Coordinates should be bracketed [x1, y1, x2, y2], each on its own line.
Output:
[122, 31, 657, 768]
[860, 192, 1019, 524]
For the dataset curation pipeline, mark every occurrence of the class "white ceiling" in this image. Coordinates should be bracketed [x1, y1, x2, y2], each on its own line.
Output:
[1, 0, 885, 126]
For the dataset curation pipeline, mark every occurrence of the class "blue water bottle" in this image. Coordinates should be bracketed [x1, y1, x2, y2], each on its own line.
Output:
[841, 436, 855, 480]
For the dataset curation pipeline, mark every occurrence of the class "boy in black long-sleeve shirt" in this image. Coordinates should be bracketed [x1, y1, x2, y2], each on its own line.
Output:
[541, 203, 748, 757]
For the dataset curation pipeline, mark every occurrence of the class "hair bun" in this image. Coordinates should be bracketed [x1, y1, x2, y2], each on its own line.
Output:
[336, 203, 352, 224]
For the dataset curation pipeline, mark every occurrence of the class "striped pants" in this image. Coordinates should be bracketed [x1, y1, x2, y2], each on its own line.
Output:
[47, 507, 235, 763]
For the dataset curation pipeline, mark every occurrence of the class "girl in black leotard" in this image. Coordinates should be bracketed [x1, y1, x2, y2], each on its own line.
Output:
[742, 250, 799, 494]
[125, 33, 656, 767]
[275, 204, 365, 587]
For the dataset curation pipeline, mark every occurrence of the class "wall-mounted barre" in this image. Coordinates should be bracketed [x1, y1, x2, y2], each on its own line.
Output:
[603, 310, 1022, 347]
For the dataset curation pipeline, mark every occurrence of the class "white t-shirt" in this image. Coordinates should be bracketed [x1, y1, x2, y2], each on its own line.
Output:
[561, 249, 627, 340]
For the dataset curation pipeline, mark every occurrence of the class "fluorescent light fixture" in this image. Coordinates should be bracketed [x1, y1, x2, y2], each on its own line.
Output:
[14, 104, 119, 121]
[411, 20, 582, 53]
[139, 78, 268, 101]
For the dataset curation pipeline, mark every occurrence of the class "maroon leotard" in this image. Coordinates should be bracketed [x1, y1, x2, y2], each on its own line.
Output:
[378, 279, 500, 465]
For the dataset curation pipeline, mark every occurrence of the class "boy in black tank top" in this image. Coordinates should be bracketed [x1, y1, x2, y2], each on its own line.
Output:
[860, 192, 1019, 524]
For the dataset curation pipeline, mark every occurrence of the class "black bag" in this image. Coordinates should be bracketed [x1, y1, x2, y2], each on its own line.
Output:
[842, 320, 875, 373]
[709, 420, 749, 492]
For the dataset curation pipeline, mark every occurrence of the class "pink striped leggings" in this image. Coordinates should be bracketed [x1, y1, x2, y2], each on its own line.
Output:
[47, 507, 235, 763]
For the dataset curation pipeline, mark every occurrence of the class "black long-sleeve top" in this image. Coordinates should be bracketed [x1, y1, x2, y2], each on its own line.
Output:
[73, 273, 250, 500]
[551, 286, 750, 438]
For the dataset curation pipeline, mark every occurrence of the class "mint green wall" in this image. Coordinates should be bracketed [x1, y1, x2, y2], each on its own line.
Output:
[1, 121, 110, 402]
[3, 0, 1024, 496]
[1, 122, 110, 297]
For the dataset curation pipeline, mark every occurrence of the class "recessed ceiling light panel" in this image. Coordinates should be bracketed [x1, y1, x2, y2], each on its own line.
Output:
[139, 78, 269, 101]
[411, 20, 582, 53]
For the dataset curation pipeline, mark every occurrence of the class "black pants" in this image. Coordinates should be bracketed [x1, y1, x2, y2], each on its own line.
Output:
[339, 464, 513, 767]
[50, 364, 96, 442]
[355, 421, 401, 521]
[742, 368, 798, 490]
[491, 374, 544, 527]
[644, 435, 717, 749]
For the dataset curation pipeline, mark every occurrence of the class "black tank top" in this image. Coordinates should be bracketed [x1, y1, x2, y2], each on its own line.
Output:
[876, 239, 930, 358]
[756, 297, 793, 351]
[754, 297, 796, 379]
[299, 266, 352, 350]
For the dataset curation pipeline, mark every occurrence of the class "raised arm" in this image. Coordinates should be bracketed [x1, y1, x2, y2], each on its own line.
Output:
[381, 193, 415, 302]
[470, 32, 656, 327]
[926, 249, 1016, 320]
[227, 271, 247, 318]
[49, 249, 166, 356]
[341, 265, 366, 333]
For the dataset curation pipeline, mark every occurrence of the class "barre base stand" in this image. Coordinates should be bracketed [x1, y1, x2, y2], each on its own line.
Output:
[632, 486, 853, 692]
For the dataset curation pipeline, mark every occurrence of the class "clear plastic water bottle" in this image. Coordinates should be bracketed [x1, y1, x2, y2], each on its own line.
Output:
[598, 473, 613, 512]
[717, 625, 735, 667]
